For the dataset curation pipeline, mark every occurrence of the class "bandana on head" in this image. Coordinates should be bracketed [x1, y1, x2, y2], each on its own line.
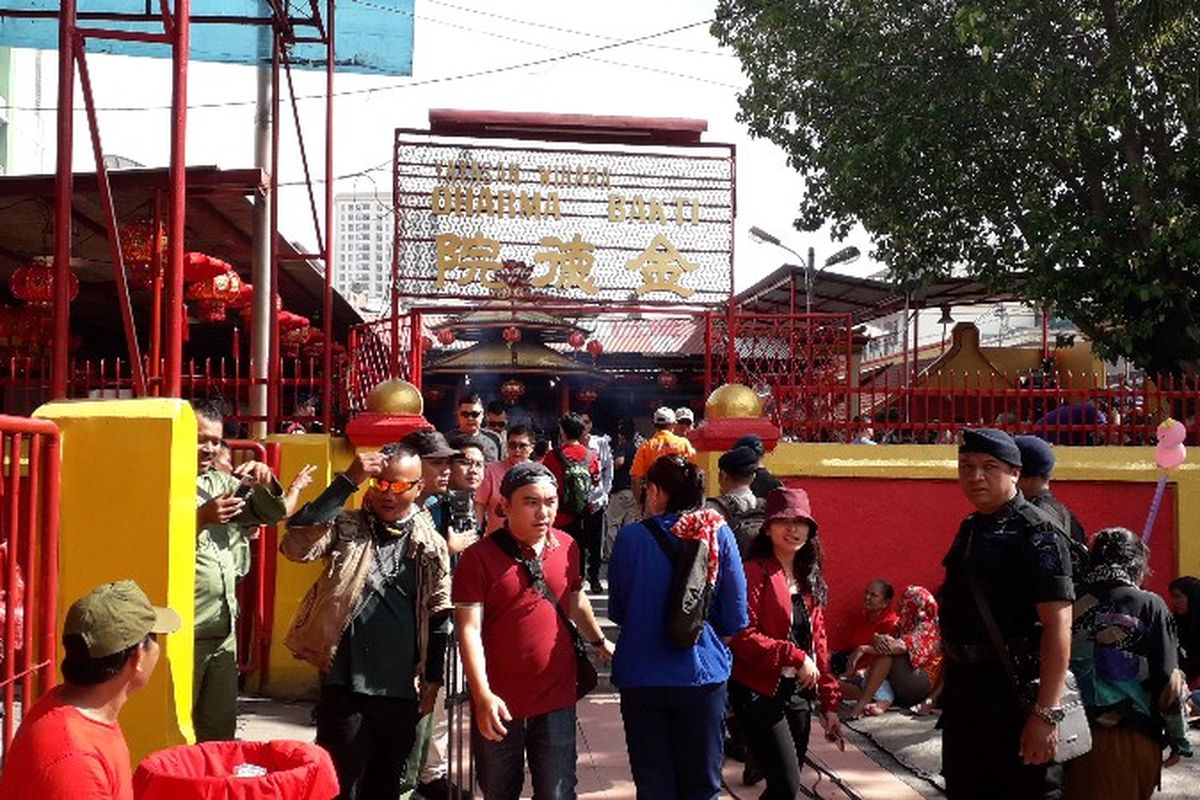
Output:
[499, 461, 558, 498]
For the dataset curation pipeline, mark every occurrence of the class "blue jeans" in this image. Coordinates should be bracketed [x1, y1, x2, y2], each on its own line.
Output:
[472, 704, 577, 800]
[619, 683, 726, 800]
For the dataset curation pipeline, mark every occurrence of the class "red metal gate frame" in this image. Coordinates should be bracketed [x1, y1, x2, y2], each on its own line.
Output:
[0, 1, 339, 433]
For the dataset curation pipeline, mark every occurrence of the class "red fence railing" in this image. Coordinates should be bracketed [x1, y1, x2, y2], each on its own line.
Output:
[227, 440, 282, 686]
[0, 357, 347, 435]
[776, 369, 1200, 444]
[0, 415, 60, 760]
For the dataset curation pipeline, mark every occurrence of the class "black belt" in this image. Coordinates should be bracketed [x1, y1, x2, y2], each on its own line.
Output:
[943, 642, 1003, 663]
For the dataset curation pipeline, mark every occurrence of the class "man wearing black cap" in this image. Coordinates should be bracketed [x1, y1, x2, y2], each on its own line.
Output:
[734, 434, 783, 500]
[453, 462, 612, 799]
[706, 446, 766, 557]
[938, 428, 1075, 798]
[1014, 435, 1088, 557]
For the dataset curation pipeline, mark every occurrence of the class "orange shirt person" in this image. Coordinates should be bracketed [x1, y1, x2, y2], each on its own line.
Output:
[0, 580, 181, 800]
[630, 407, 696, 507]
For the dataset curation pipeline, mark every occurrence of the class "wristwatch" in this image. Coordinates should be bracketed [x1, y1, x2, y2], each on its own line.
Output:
[1032, 705, 1065, 725]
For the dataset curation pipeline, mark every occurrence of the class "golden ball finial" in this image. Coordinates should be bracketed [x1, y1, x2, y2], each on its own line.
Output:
[366, 379, 424, 415]
[705, 383, 764, 419]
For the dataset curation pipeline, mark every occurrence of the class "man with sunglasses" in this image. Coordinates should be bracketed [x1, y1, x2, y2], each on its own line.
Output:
[452, 393, 502, 463]
[476, 424, 535, 535]
[282, 444, 451, 800]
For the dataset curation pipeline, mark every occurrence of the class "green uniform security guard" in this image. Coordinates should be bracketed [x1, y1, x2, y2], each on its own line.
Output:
[194, 402, 288, 741]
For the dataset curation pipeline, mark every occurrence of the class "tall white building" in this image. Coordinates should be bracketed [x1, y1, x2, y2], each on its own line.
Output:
[0, 47, 54, 176]
[333, 192, 393, 318]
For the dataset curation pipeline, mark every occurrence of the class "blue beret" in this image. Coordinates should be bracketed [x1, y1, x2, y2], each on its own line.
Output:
[1013, 435, 1055, 478]
[959, 428, 1021, 468]
[499, 461, 557, 498]
[733, 434, 765, 457]
[718, 446, 759, 478]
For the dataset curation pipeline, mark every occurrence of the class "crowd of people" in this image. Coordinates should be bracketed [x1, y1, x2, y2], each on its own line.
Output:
[2, 394, 1199, 800]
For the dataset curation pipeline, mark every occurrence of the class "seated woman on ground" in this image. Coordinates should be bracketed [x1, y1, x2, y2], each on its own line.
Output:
[846, 585, 943, 718]
[833, 578, 898, 683]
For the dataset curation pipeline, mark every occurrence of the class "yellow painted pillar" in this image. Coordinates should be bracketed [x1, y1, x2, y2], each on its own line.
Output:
[35, 399, 197, 764]
[263, 434, 363, 699]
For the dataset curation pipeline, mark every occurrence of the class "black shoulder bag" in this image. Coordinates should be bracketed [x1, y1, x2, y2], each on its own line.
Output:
[492, 530, 598, 699]
[965, 527, 1091, 762]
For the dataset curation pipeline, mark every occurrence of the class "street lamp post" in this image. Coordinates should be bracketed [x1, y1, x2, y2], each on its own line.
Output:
[749, 226, 861, 314]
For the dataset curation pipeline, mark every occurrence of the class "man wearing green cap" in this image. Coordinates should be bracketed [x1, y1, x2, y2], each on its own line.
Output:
[0, 580, 181, 800]
[193, 399, 288, 741]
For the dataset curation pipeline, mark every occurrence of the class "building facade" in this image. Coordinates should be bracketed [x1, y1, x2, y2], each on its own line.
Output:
[333, 191, 393, 318]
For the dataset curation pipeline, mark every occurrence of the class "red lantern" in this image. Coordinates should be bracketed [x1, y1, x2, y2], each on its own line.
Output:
[576, 387, 599, 407]
[585, 340, 603, 357]
[436, 328, 456, 346]
[10, 260, 79, 306]
[421, 335, 434, 353]
[118, 218, 167, 265]
[185, 269, 242, 322]
[126, 261, 159, 291]
[568, 331, 585, 349]
[502, 326, 522, 345]
[657, 371, 678, 390]
[278, 310, 313, 358]
[499, 379, 526, 405]
[184, 252, 232, 282]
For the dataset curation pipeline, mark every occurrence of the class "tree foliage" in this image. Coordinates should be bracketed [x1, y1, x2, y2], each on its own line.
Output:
[713, 0, 1200, 376]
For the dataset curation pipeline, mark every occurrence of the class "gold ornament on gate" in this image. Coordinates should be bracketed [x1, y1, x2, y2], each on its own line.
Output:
[705, 383, 763, 419]
[366, 379, 424, 415]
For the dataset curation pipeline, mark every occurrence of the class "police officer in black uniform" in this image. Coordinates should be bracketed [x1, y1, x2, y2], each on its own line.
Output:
[938, 428, 1075, 799]
[1014, 435, 1089, 570]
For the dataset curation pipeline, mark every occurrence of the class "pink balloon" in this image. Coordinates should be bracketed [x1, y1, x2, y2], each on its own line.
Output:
[1157, 418, 1187, 447]
[1156, 442, 1187, 470]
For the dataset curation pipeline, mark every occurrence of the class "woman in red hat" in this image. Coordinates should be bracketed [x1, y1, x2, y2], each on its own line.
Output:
[729, 487, 844, 799]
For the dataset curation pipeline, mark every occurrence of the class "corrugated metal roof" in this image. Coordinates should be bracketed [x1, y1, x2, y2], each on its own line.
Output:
[577, 317, 706, 356]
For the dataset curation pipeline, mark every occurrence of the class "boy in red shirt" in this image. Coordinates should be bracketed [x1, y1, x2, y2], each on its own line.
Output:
[0, 580, 181, 800]
[453, 462, 612, 800]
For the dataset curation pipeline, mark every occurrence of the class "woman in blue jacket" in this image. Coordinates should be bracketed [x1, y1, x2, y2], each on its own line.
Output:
[608, 454, 749, 800]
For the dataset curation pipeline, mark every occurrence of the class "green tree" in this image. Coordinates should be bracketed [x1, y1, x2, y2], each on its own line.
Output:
[713, 1, 1200, 376]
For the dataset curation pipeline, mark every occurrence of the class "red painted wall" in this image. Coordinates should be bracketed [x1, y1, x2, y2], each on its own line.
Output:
[783, 477, 1179, 652]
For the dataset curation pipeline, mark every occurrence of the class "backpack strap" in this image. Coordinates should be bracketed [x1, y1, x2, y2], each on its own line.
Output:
[708, 496, 733, 521]
[642, 516, 676, 564]
[491, 528, 580, 640]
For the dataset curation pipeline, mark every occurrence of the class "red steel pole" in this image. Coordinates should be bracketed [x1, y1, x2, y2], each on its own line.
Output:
[51, 0, 77, 400]
[268, 33, 282, 430]
[321, 0, 335, 432]
[150, 190, 165, 390]
[164, 0, 191, 396]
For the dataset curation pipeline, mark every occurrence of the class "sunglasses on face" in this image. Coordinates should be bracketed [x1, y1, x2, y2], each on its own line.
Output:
[369, 477, 423, 494]
[459, 410, 482, 418]
[508, 440, 533, 450]
[485, 420, 507, 430]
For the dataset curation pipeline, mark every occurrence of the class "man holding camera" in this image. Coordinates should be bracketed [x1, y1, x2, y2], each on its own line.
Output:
[193, 400, 287, 742]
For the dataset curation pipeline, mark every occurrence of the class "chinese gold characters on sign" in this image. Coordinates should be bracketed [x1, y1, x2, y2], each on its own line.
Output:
[626, 235, 698, 298]
[532, 235, 598, 295]
[435, 232, 503, 290]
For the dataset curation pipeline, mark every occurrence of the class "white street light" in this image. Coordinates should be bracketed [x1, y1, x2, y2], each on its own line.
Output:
[749, 225, 860, 313]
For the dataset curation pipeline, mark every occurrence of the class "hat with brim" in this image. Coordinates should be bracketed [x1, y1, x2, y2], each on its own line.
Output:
[762, 487, 819, 536]
[718, 446, 759, 479]
[402, 430, 460, 459]
[653, 407, 676, 425]
[675, 407, 695, 422]
[1013, 434, 1054, 478]
[64, 580, 182, 658]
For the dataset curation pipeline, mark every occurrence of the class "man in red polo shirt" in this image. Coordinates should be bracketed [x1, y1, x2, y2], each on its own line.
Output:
[453, 462, 612, 800]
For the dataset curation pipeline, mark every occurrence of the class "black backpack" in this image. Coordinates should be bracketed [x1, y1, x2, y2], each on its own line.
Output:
[708, 495, 765, 558]
[644, 517, 714, 649]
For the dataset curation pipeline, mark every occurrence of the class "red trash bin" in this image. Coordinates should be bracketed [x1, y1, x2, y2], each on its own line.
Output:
[133, 740, 339, 800]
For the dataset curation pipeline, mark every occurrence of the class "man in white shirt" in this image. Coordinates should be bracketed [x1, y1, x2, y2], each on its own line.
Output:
[580, 412, 613, 595]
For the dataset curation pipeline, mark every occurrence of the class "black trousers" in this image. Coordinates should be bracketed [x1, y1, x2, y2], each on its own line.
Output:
[577, 505, 605, 584]
[315, 685, 420, 800]
[729, 679, 814, 800]
[940, 662, 1063, 799]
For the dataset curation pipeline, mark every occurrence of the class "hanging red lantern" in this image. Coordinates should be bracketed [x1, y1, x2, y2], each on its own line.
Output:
[10, 260, 79, 306]
[229, 282, 254, 312]
[502, 325, 522, 345]
[118, 218, 167, 265]
[499, 379, 526, 405]
[657, 370, 678, 390]
[421, 335, 434, 353]
[585, 340, 603, 357]
[185, 269, 242, 322]
[436, 328, 456, 346]
[568, 330, 586, 349]
[183, 252, 232, 282]
[576, 387, 599, 407]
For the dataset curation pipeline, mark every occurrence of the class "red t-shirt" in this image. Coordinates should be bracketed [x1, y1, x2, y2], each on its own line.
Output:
[0, 687, 133, 800]
[541, 443, 599, 528]
[843, 607, 900, 670]
[452, 530, 582, 719]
